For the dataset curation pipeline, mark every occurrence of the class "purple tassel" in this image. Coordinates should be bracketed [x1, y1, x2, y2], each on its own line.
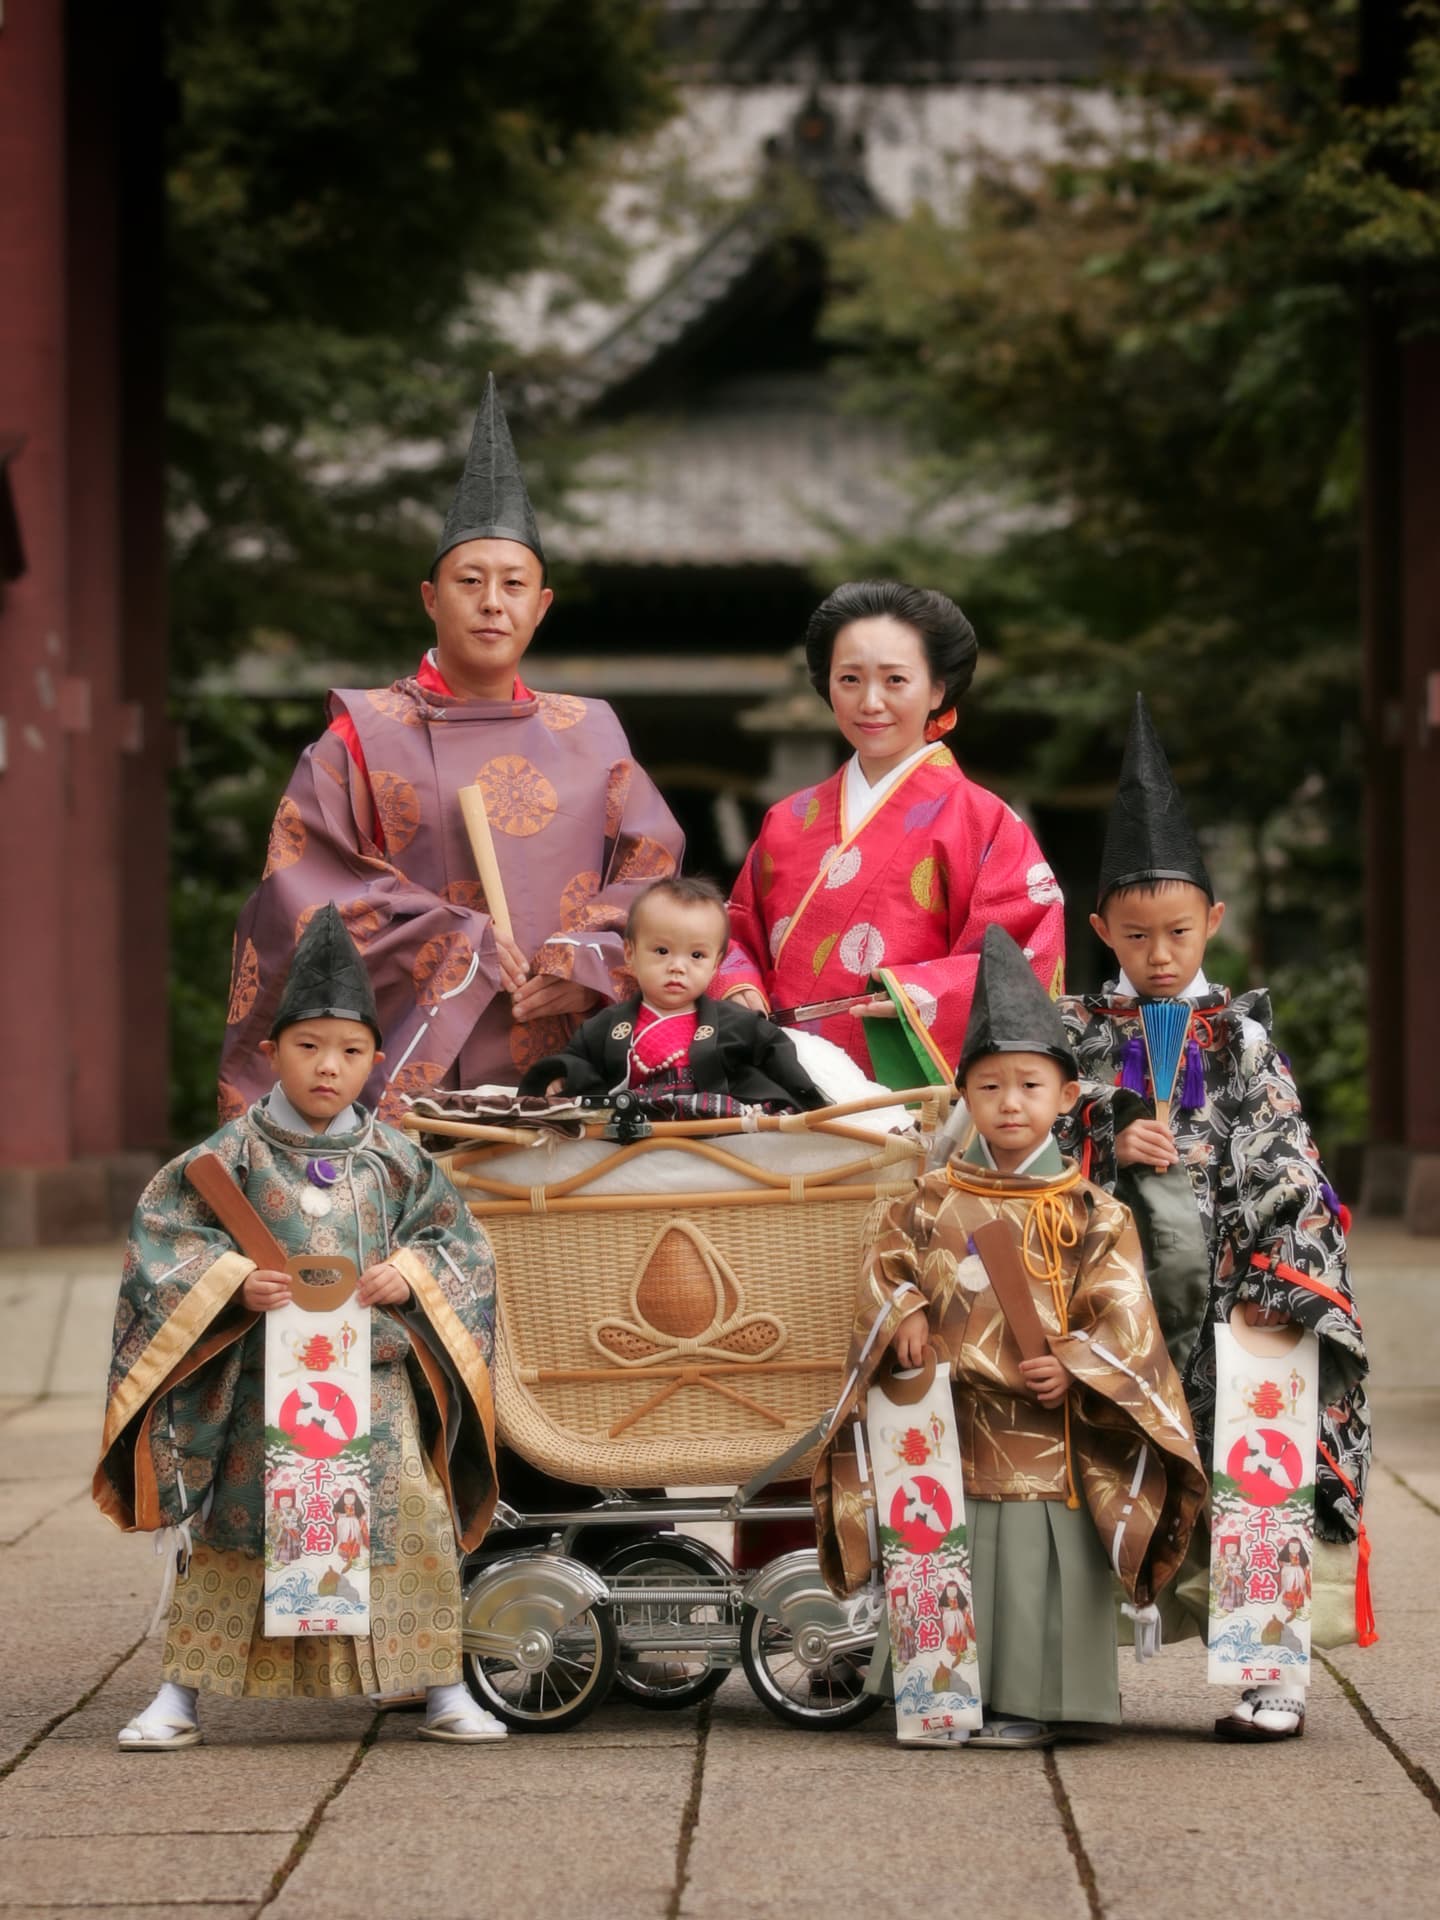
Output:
[1320, 1179, 1352, 1233]
[1180, 1038, 1205, 1110]
[1119, 1034, 1147, 1094]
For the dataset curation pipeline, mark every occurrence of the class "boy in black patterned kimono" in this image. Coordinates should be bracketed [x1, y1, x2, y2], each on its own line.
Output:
[1056, 694, 1371, 1742]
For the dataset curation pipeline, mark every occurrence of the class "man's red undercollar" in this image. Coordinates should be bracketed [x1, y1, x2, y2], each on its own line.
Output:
[417, 653, 531, 702]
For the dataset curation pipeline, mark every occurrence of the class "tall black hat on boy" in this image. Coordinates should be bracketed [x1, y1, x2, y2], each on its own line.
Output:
[270, 903, 382, 1043]
[433, 372, 545, 570]
[957, 925, 1077, 1083]
[1097, 692, 1213, 905]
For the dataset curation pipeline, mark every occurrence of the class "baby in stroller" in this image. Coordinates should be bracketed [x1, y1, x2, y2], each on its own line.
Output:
[519, 876, 827, 1115]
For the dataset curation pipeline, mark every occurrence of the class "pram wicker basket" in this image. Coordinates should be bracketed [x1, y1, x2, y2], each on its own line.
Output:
[412, 1093, 948, 1486]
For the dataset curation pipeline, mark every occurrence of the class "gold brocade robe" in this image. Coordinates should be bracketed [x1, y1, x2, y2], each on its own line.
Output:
[812, 1156, 1207, 1606]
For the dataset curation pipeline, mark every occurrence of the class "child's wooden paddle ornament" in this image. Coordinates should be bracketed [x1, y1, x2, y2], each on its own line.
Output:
[971, 1218, 1080, 1511]
[970, 1219, 1048, 1361]
[185, 1152, 358, 1308]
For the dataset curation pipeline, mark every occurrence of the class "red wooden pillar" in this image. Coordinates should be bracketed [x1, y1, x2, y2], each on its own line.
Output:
[0, 5, 72, 1185]
[63, 13, 124, 1158]
[1357, 0, 1440, 1225]
[1361, 310, 1406, 1157]
[0, 4, 168, 1243]
[114, 3, 172, 1158]
[1399, 337, 1440, 1159]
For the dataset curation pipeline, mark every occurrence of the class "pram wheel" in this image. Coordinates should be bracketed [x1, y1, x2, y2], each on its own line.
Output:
[462, 1554, 618, 1732]
[599, 1536, 734, 1710]
[739, 1598, 882, 1731]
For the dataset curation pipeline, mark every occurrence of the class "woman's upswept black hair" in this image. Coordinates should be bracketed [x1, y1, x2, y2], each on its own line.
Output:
[803, 579, 978, 714]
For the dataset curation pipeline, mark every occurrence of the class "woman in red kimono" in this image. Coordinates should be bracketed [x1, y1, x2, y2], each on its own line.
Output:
[717, 581, 1065, 1083]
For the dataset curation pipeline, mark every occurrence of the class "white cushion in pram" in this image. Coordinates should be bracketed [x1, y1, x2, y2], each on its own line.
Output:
[784, 1028, 915, 1137]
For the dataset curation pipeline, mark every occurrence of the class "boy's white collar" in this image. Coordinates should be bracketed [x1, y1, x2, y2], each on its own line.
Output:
[266, 1084, 360, 1138]
[1117, 966, 1210, 1001]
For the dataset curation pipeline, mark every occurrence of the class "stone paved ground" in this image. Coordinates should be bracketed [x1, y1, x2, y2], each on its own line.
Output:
[0, 1225, 1436, 1919]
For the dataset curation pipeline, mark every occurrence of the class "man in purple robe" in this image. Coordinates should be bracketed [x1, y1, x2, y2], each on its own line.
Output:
[220, 376, 684, 1122]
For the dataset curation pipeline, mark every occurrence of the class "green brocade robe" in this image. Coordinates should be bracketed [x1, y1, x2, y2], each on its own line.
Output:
[95, 1100, 498, 1564]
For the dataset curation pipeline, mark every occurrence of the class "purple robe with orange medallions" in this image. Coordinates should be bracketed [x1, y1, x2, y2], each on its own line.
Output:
[220, 674, 682, 1120]
[718, 748, 1065, 1079]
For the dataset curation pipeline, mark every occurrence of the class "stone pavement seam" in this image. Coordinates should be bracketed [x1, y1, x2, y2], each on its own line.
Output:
[0, 1625, 150, 1784]
[1318, 1653, 1440, 1823]
[0, 1481, 91, 1551]
[1044, 1748, 1104, 1920]
[1383, 1461, 1440, 1520]
[666, 1693, 711, 1920]
[39, 1273, 76, 1397]
[248, 1710, 381, 1919]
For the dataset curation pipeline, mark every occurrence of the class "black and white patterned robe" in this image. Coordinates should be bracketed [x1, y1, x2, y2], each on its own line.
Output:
[1054, 984, 1370, 1543]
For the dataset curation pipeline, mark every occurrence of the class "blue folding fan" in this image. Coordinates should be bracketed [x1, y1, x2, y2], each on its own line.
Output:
[1138, 999, 1193, 1130]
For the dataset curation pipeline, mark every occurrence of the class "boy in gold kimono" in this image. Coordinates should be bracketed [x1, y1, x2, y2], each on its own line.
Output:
[813, 925, 1207, 1746]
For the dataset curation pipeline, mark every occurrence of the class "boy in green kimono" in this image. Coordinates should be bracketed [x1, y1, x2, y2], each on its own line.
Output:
[813, 926, 1206, 1747]
[96, 906, 503, 1748]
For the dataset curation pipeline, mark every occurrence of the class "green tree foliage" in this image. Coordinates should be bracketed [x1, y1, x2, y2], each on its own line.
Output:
[169, 0, 673, 677]
[167, 0, 673, 1137]
[818, 1, 1440, 1144]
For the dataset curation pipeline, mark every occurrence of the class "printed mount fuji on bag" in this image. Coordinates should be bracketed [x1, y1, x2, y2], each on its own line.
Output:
[864, 1344, 983, 1741]
[1207, 1313, 1319, 1689]
[184, 1152, 373, 1639]
[262, 1269, 372, 1639]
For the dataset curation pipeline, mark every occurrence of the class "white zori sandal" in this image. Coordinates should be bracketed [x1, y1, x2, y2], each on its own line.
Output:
[416, 1683, 508, 1744]
[118, 1684, 202, 1752]
[1215, 1683, 1305, 1742]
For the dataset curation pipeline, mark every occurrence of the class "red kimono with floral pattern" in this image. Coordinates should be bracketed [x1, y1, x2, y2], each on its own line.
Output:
[716, 748, 1065, 1079]
[219, 665, 682, 1120]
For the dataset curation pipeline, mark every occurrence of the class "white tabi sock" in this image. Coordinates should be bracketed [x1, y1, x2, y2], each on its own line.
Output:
[1252, 1681, 1305, 1708]
[132, 1681, 198, 1731]
[425, 1682, 473, 1724]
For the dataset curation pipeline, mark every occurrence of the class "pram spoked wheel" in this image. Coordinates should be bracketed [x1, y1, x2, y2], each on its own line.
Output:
[462, 1554, 618, 1732]
[598, 1535, 734, 1710]
[738, 1552, 883, 1730]
[739, 1606, 880, 1729]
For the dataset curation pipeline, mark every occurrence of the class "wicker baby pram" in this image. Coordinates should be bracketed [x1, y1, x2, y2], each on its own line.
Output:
[410, 1089, 952, 1487]
[403, 1087, 955, 1734]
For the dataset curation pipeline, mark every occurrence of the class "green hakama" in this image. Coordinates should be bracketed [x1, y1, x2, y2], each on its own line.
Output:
[970, 1496, 1121, 1726]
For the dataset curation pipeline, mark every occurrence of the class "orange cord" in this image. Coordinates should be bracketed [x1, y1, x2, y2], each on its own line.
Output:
[945, 1165, 1083, 1506]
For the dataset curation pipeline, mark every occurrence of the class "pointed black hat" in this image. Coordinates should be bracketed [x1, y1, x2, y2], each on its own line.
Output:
[433, 373, 544, 570]
[1097, 693, 1212, 905]
[957, 925, 1077, 1082]
[270, 903, 382, 1043]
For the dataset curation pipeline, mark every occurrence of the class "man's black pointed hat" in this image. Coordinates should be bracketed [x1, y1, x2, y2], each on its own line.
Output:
[433, 372, 544, 570]
[1097, 693, 1213, 905]
[270, 903, 382, 1043]
[957, 925, 1077, 1082]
